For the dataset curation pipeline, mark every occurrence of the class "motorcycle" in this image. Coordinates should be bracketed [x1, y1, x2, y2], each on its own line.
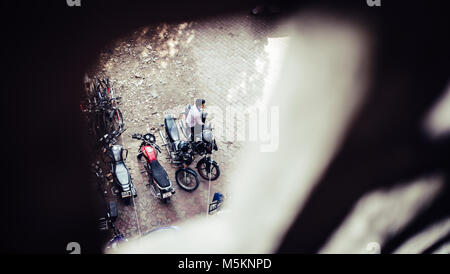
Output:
[98, 201, 128, 250]
[98, 201, 118, 232]
[132, 133, 176, 203]
[100, 131, 137, 205]
[190, 129, 220, 181]
[105, 226, 128, 250]
[159, 115, 200, 192]
[179, 106, 220, 181]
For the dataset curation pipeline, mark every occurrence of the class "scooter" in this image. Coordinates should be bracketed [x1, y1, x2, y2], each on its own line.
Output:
[132, 133, 176, 203]
[100, 131, 137, 205]
[159, 115, 200, 192]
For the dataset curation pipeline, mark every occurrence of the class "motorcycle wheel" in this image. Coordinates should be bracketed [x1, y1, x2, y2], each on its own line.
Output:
[197, 158, 220, 181]
[160, 188, 171, 204]
[175, 168, 200, 192]
[123, 197, 131, 206]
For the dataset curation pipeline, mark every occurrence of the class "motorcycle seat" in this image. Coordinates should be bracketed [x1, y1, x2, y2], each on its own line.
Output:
[150, 160, 171, 188]
[164, 115, 180, 142]
[114, 162, 130, 190]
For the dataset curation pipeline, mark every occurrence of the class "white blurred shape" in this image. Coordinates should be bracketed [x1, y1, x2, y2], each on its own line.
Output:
[257, 37, 291, 108]
[424, 82, 450, 138]
[394, 217, 450, 254]
[320, 175, 444, 254]
[433, 242, 450, 254]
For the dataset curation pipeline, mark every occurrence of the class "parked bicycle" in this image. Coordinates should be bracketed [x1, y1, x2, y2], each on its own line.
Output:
[82, 77, 124, 138]
[95, 78, 124, 135]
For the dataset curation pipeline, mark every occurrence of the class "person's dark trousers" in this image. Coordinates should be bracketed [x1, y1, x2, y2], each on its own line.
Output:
[191, 124, 203, 142]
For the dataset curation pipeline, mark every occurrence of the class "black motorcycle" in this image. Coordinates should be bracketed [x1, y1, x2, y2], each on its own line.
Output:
[98, 201, 118, 232]
[179, 107, 220, 181]
[98, 201, 128, 250]
[190, 129, 220, 181]
[100, 131, 137, 205]
[132, 133, 176, 203]
[159, 115, 200, 192]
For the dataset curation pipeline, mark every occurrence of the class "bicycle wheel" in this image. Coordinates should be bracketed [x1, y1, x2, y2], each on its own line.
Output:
[175, 168, 199, 192]
[197, 158, 220, 181]
[95, 78, 108, 101]
[112, 108, 124, 131]
[103, 108, 124, 135]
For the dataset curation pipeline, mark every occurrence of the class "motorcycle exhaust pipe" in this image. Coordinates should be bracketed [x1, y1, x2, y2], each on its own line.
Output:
[179, 120, 189, 139]
[158, 129, 171, 156]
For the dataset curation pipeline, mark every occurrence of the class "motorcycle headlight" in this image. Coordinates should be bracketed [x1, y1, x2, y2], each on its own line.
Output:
[203, 130, 213, 143]
[179, 141, 189, 152]
[182, 153, 193, 165]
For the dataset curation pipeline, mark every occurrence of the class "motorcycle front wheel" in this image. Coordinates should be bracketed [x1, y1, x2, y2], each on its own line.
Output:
[175, 168, 200, 192]
[197, 158, 220, 181]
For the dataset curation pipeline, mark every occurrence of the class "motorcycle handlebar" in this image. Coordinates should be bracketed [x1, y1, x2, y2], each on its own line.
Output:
[132, 133, 142, 140]
[100, 128, 126, 144]
[112, 127, 126, 137]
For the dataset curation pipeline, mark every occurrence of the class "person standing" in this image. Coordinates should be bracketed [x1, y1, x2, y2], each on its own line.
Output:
[186, 98, 205, 142]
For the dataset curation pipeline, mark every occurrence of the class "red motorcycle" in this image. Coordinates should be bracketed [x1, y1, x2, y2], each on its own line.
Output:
[132, 133, 175, 203]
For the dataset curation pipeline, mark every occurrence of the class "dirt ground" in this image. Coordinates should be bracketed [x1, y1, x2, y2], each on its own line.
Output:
[86, 11, 286, 244]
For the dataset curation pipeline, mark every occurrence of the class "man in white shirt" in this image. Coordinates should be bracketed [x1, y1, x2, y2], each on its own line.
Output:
[186, 98, 205, 142]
